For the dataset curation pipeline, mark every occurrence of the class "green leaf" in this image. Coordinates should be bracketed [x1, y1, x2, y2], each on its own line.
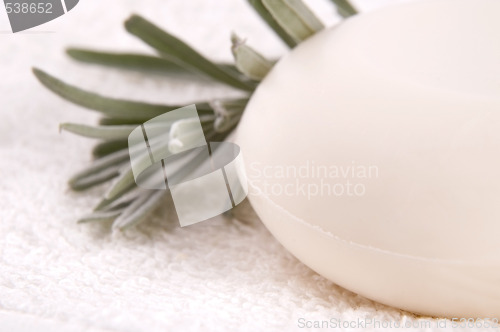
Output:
[210, 97, 250, 110]
[78, 209, 124, 224]
[285, 0, 324, 31]
[67, 49, 188, 73]
[99, 109, 214, 126]
[94, 184, 137, 211]
[102, 133, 171, 200]
[60, 123, 137, 140]
[99, 118, 142, 126]
[92, 140, 129, 158]
[101, 120, 209, 200]
[69, 149, 130, 191]
[231, 33, 274, 81]
[33, 68, 212, 121]
[71, 149, 130, 181]
[218, 64, 247, 79]
[124, 15, 256, 92]
[104, 167, 136, 200]
[67, 48, 242, 79]
[262, 0, 324, 42]
[70, 167, 121, 191]
[93, 108, 217, 158]
[112, 190, 167, 230]
[210, 98, 247, 133]
[214, 115, 242, 133]
[99, 200, 135, 212]
[329, 0, 358, 18]
[247, 0, 297, 48]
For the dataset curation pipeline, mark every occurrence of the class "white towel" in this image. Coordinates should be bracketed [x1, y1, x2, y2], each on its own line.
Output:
[0, 0, 469, 331]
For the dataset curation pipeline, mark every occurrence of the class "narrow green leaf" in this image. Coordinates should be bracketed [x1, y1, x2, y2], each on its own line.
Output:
[99, 108, 214, 126]
[164, 138, 220, 185]
[71, 149, 130, 181]
[60, 123, 137, 140]
[218, 64, 246, 78]
[210, 102, 246, 117]
[99, 118, 142, 126]
[99, 200, 134, 212]
[286, 0, 324, 31]
[112, 190, 167, 230]
[124, 15, 256, 92]
[214, 114, 242, 133]
[67, 49, 187, 72]
[70, 167, 121, 191]
[102, 134, 170, 200]
[262, 0, 324, 42]
[67, 48, 242, 78]
[69, 149, 129, 189]
[78, 209, 124, 224]
[33, 68, 212, 121]
[94, 184, 137, 211]
[329, 0, 358, 17]
[100, 115, 222, 206]
[92, 108, 217, 157]
[247, 0, 297, 48]
[105, 167, 136, 200]
[210, 98, 247, 133]
[231, 33, 274, 81]
[92, 140, 129, 158]
[69, 149, 130, 191]
[99, 116, 215, 199]
[205, 97, 248, 114]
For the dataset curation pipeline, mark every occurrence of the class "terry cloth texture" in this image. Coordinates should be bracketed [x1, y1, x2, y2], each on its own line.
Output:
[0, 0, 480, 331]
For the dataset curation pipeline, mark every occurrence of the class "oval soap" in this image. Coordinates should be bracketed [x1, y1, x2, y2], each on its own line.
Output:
[236, 0, 500, 317]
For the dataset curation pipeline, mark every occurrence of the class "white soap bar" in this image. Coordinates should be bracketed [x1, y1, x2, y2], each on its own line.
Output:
[236, 0, 500, 318]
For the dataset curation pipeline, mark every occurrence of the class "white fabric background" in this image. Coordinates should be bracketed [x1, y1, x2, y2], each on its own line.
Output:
[0, 0, 485, 331]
